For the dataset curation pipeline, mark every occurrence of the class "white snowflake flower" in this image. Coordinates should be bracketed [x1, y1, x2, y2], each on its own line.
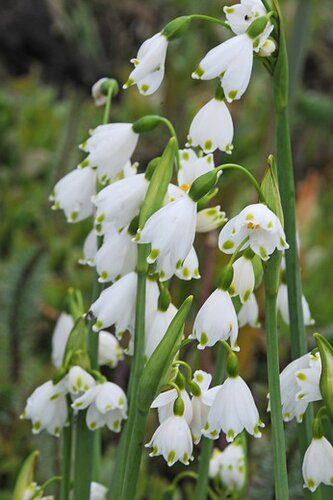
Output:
[230, 256, 255, 303]
[196, 206, 227, 233]
[151, 388, 193, 425]
[277, 283, 315, 326]
[238, 293, 260, 327]
[175, 246, 200, 281]
[145, 304, 178, 360]
[219, 441, 246, 490]
[177, 149, 215, 191]
[79, 229, 98, 267]
[190, 370, 219, 444]
[98, 331, 124, 368]
[91, 77, 109, 106]
[51, 312, 74, 369]
[67, 366, 96, 396]
[302, 436, 333, 492]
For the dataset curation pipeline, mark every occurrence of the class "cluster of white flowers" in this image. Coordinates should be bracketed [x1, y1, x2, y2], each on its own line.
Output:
[209, 441, 246, 491]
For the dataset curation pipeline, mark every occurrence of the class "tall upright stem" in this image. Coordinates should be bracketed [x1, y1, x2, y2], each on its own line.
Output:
[60, 412, 72, 500]
[264, 251, 289, 500]
[73, 412, 94, 499]
[194, 342, 226, 500]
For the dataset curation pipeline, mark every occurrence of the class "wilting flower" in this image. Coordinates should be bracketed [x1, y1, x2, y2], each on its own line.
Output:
[67, 366, 95, 396]
[196, 207, 227, 232]
[90, 481, 108, 500]
[238, 293, 260, 327]
[79, 229, 98, 267]
[218, 203, 288, 261]
[93, 174, 149, 233]
[91, 77, 109, 106]
[187, 98, 234, 153]
[52, 312, 74, 369]
[177, 149, 215, 190]
[94, 227, 137, 283]
[98, 331, 123, 367]
[152, 388, 193, 424]
[21, 379, 68, 437]
[230, 256, 255, 303]
[302, 436, 333, 492]
[175, 246, 200, 281]
[50, 167, 96, 223]
[145, 304, 178, 359]
[203, 375, 264, 441]
[146, 414, 193, 466]
[123, 32, 168, 95]
[190, 370, 219, 444]
[277, 283, 314, 326]
[192, 289, 239, 351]
[72, 381, 127, 432]
[192, 34, 253, 103]
[90, 272, 137, 334]
[219, 441, 246, 490]
[136, 195, 197, 281]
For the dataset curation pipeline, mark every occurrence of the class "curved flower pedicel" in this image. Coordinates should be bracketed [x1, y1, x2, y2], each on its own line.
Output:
[218, 203, 288, 260]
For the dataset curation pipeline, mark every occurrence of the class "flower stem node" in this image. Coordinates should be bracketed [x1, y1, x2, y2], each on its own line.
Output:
[188, 171, 219, 202]
[132, 115, 164, 134]
[100, 78, 119, 98]
[173, 396, 185, 417]
[162, 16, 192, 41]
[226, 352, 240, 378]
[246, 14, 272, 41]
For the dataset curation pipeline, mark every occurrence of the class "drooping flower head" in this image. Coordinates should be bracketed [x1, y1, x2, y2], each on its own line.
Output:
[302, 436, 333, 492]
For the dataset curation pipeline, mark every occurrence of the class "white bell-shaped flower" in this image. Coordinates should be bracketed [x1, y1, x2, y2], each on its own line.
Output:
[21, 379, 68, 437]
[98, 331, 123, 367]
[67, 366, 95, 396]
[90, 271, 137, 334]
[192, 289, 239, 351]
[218, 203, 288, 261]
[90, 481, 108, 500]
[196, 206, 227, 233]
[302, 436, 333, 492]
[136, 195, 197, 281]
[145, 304, 178, 359]
[209, 448, 223, 478]
[219, 441, 246, 490]
[79, 229, 98, 267]
[152, 388, 193, 424]
[230, 256, 255, 303]
[175, 246, 200, 281]
[177, 149, 215, 190]
[50, 167, 96, 223]
[81, 123, 139, 184]
[51, 312, 74, 369]
[146, 414, 193, 466]
[187, 98, 234, 153]
[238, 293, 260, 327]
[278, 352, 321, 422]
[277, 283, 314, 326]
[93, 174, 148, 233]
[223, 1, 266, 35]
[295, 353, 322, 404]
[123, 32, 168, 96]
[94, 228, 137, 283]
[72, 381, 127, 432]
[203, 375, 264, 441]
[91, 77, 108, 106]
[190, 370, 220, 444]
[192, 34, 253, 103]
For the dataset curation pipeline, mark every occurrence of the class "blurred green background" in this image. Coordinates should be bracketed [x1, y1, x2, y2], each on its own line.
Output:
[0, 0, 332, 498]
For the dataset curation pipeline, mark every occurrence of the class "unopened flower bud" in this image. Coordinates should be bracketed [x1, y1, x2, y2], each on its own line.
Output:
[314, 333, 333, 419]
[259, 38, 276, 57]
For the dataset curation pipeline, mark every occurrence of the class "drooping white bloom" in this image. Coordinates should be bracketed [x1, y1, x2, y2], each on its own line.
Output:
[187, 98, 234, 153]
[192, 34, 253, 103]
[278, 353, 322, 422]
[72, 381, 127, 432]
[90, 272, 137, 334]
[259, 38, 276, 57]
[177, 149, 215, 190]
[94, 228, 137, 283]
[175, 246, 200, 281]
[93, 174, 148, 233]
[224, 1, 266, 35]
[204, 375, 264, 441]
[79, 229, 98, 266]
[98, 331, 124, 367]
[136, 195, 197, 281]
[277, 283, 314, 326]
[219, 441, 246, 490]
[67, 366, 95, 396]
[196, 206, 227, 233]
[51, 312, 74, 369]
[81, 123, 139, 184]
[218, 203, 288, 261]
[295, 353, 322, 404]
[90, 481, 108, 500]
[145, 304, 178, 359]
[192, 289, 239, 351]
[91, 77, 108, 106]
[50, 167, 96, 223]
[302, 437, 333, 492]
[238, 293, 260, 327]
[209, 448, 223, 478]
[152, 388, 193, 424]
[190, 370, 219, 444]
[123, 32, 168, 96]
[21, 379, 68, 437]
[146, 414, 193, 466]
[230, 256, 255, 303]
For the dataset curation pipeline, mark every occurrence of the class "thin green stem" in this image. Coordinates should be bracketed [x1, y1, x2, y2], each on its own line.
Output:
[30, 477, 62, 500]
[173, 360, 193, 382]
[60, 405, 72, 500]
[194, 342, 226, 500]
[189, 14, 230, 29]
[157, 117, 181, 171]
[102, 85, 113, 125]
[215, 163, 266, 202]
[264, 250, 289, 500]
[73, 412, 94, 500]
